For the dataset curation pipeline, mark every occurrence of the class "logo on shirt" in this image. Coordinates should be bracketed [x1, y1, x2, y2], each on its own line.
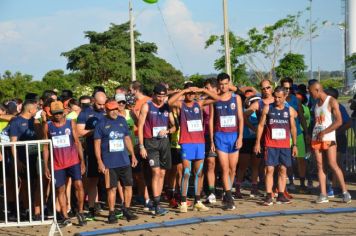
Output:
[65, 128, 71, 135]
[21, 123, 27, 126]
[149, 159, 155, 167]
[269, 119, 274, 125]
[164, 111, 169, 117]
[194, 107, 199, 114]
[230, 103, 236, 110]
[105, 125, 111, 129]
[109, 131, 124, 139]
[283, 112, 288, 118]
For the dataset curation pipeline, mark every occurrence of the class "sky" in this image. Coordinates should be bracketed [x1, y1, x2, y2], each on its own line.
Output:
[0, 0, 345, 80]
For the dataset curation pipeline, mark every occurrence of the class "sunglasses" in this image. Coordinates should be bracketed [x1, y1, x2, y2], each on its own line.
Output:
[118, 101, 126, 105]
[261, 86, 271, 91]
[284, 87, 291, 90]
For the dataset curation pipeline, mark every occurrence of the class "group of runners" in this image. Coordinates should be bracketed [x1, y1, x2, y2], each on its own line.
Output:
[0, 73, 352, 227]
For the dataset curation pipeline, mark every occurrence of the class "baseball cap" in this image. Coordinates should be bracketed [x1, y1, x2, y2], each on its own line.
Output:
[115, 93, 126, 102]
[105, 100, 119, 110]
[50, 101, 64, 114]
[153, 84, 167, 95]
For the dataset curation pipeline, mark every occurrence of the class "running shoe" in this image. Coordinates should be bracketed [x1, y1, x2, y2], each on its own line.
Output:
[154, 206, 169, 216]
[193, 201, 209, 212]
[107, 212, 117, 224]
[315, 194, 329, 204]
[143, 200, 154, 213]
[123, 208, 138, 221]
[276, 195, 291, 204]
[204, 193, 217, 204]
[327, 188, 335, 198]
[342, 192, 352, 203]
[169, 198, 179, 208]
[114, 208, 123, 219]
[59, 218, 72, 227]
[262, 196, 274, 206]
[179, 202, 188, 213]
[76, 212, 87, 226]
[85, 209, 96, 221]
[223, 201, 236, 211]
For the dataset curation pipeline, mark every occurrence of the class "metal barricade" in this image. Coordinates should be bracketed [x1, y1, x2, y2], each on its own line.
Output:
[0, 140, 61, 235]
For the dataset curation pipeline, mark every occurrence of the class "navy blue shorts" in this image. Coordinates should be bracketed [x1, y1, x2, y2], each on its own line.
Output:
[54, 163, 82, 188]
[181, 143, 205, 161]
[265, 147, 292, 167]
[214, 132, 239, 154]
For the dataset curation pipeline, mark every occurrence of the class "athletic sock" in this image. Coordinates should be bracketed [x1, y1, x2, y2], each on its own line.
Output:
[208, 186, 215, 195]
[194, 195, 201, 203]
[153, 196, 160, 207]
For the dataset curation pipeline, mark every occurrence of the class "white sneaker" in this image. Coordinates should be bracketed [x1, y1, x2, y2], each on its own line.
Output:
[193, 201, 209, 212]
[205, 193, 217, 204]
[180, 202, 188, 213]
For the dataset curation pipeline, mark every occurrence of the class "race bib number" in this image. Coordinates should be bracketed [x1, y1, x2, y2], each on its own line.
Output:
[109, 139, 124, 152]
[187, 120, 203, 132]
[220, 115, 236, 128]
[52, 135, 70, 148]
[0, 134, 10, 143]
[312, 125, 326, 140]
[152, 126, 166, 138]
[271, 128, 286, 140]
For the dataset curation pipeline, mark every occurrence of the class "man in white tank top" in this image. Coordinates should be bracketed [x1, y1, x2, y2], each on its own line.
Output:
[308, 82, 351, 204]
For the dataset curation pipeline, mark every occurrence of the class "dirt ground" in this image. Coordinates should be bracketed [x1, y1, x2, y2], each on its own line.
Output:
[1, 181, 356, 236]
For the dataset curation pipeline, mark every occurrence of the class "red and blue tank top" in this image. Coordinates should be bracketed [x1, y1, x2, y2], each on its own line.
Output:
[47, 119, 80, 170]
[143, 101, 170, 139]
[179, 101, 205, 144]
[264, 104, 291, 148]
[213, 93, 239, 133]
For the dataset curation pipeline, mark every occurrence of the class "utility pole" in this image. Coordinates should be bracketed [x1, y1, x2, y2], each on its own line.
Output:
[129, 0, 136, 81]
[223, 0, 232, 77]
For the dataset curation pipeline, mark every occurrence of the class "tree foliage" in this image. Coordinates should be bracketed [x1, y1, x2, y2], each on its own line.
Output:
[206, 7, 322, 84]
[61, 22, 184, 92]
[275, 53, 307, 82]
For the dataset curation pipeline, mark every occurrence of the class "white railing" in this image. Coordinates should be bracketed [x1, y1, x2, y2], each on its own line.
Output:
[0, 140, 61, 235]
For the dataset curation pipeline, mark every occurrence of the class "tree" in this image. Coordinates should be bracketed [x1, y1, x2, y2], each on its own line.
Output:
[346, 53, 356, 80]
[0, 71, 35, 101]
[61, 22, 184, 92]
[275, 53, 307, 82]
[206, 7, 323, 84]
[42, 69, 80, 92]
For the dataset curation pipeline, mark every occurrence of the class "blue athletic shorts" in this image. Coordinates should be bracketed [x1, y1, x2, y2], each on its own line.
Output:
[214, 132, 239, 154]
[180, 143, 205, 161]
[54, 163, 82, 188]
[265, 147, 292, 167]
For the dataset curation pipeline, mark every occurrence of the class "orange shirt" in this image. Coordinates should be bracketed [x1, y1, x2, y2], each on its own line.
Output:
[134, 96, 151, 135]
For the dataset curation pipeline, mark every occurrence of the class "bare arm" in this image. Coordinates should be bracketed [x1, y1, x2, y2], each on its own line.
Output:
[168, 89, 185, 107]
[209, 104, 214, 144]
[255, 106, 269, 147]
[290, 107, 298, 157]
[243, 102, 259, 132]
[138, 103, 149, 147]
[77, 123, 92, 138]
[236, 95, 244, 145]
[42, 123, 51, 179]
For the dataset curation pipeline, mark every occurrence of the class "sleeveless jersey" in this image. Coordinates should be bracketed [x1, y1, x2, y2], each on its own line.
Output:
[312, 96, 335, 142]
[48, 119, 80, 170]
[143, 101, 170, 139]
[264, 104, 291, 148]
[213, 93, 239, 133]
[179, 102, 204, 144]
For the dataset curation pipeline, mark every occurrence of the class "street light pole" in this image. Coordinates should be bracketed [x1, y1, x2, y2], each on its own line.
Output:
[223, 0, 232, 77]
[129, 0, 137, 81]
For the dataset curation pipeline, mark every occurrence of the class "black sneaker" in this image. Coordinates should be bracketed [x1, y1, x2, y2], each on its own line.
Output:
[223, 201, 236, 211]
[59, 218, 72, 228]
[123, 208, 138, 221]
[85, 209, 96, 221]
[276, 195, 291, 204]
[262, 196, 273, 206]
[32, 214, 41, 221]
[114, 208, 123, 219]
[76, 212, 87, 226]
[95, 202, 103, 212]
[108, 212, 118, 224]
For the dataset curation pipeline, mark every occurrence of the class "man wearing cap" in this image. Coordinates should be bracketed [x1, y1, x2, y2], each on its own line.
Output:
[9, 99, 42, 220]
[43, 101, 87, 227]
[138, 84, 175, 216]
[94, 99, 138, 223]
[77, 91, 106, 221]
